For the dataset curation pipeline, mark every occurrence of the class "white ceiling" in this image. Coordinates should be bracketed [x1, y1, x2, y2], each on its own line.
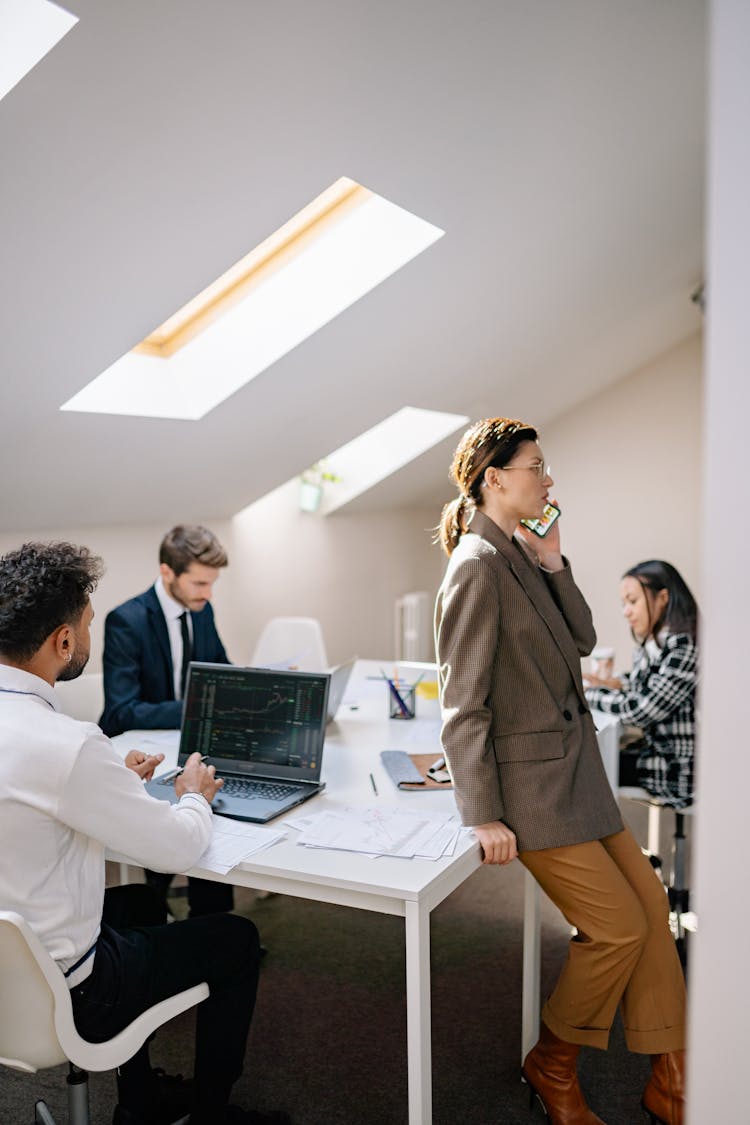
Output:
[0, 0, 705, 531]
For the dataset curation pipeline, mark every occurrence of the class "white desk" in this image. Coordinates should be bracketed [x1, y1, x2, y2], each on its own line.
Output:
[591, 710, 622, 794]
[112, 660, 618, 1125]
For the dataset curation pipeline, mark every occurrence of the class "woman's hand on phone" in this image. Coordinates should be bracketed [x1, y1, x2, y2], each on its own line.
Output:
[472, 821, 518, 865]
[517, 499, 563, 570]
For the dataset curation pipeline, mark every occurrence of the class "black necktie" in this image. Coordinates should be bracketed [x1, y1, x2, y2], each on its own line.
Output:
[179, 611, 192, 698]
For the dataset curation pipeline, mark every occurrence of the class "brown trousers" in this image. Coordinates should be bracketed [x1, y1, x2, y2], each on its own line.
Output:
[520, 827, 686, 1053]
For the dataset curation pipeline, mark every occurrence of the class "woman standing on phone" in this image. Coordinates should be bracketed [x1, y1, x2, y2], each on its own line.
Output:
[434, 419, 686, 1125]
[584, 560, 698, 810]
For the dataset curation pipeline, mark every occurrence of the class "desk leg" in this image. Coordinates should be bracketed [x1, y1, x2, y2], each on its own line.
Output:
[117, 863, 144, 885]
[522, 868, 541, 1062]
[405, 899, 431, 1125]
[647, 803, 662, 858]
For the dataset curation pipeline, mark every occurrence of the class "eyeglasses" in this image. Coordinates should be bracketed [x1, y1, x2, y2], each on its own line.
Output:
[501, 462, 551, 481]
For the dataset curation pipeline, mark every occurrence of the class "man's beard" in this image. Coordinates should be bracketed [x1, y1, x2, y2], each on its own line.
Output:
[57, 652, 89, 682]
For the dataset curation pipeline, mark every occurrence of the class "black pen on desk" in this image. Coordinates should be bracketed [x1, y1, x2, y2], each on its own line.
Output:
[369, 772, 379, 796]
[159, 754, 208, 782]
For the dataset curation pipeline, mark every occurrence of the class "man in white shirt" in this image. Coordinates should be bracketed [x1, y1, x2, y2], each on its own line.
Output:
[0, 542, 288, 1125]
[100, 524, 233, 917]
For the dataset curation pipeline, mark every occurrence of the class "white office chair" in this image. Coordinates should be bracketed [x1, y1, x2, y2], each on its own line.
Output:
[251, 616, 329, 672]
[0, 911, 209, 1125]
[54, 673, 104, 724]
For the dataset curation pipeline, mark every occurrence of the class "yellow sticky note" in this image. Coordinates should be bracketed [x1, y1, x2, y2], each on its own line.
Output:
[416, 681, 439, 700]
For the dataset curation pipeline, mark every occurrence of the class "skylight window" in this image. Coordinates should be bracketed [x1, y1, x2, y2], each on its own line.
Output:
[0, 0, 77, 104]
[314, 407, 469, 515]
[60, 178, 445, 420]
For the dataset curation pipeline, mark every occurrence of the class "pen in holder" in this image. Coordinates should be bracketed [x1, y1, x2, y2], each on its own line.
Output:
[387, 679, 416, 720]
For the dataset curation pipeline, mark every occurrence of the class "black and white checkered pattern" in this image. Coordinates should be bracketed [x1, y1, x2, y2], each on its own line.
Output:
[585, 632, 697, 809]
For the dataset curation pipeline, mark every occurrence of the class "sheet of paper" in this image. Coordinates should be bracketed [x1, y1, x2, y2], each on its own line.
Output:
[198, 819, 285, 874]
[283, 813, 317, 832]
[414, 822, 460, 859]
[295, 806, 459, 859]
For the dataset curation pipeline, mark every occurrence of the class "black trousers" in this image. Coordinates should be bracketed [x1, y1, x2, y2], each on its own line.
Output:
[70, 884, 260, 1117]
[143, 869, 235, 916]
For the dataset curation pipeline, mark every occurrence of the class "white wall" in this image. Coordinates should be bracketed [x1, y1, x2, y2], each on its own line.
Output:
[228, 481, 443, 665]
[542, 332, 703, 671]
[687, 1, 750, 1120]
[0, 520, 225, 673]
[0, 335, 703, 681]
[0, 336, 703, 679]
[0, 490, 444, 673]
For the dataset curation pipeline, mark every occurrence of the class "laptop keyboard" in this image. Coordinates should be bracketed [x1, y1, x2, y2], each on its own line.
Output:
[153, 775, 300, 802]
[219, 777, 301, 802]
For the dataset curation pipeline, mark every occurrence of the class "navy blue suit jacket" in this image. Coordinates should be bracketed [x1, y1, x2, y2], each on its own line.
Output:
[100, 585, 229, 737]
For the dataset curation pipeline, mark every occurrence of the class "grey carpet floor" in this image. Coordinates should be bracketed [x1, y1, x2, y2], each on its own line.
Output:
[1, 800, 676, 1124]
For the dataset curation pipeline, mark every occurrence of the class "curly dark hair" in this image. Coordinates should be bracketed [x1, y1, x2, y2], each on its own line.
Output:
[0, 542, 104, 661]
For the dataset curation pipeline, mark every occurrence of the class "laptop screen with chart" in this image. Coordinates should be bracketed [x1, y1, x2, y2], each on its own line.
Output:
[145, 662, 330, 822]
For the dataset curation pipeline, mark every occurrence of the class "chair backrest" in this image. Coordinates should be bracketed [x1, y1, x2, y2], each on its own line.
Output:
[0, 911, 209, 1076]
[0, 912, 70, 1071]
[54, 673, 104, 724]
[251, 616, 329, 672]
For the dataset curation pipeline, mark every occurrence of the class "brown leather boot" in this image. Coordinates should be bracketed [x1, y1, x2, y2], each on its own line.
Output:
[641, 1050, 685, 1125]
[521, 1022, 607, 1124]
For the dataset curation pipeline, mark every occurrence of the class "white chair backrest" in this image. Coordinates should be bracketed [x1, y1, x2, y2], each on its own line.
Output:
[251, 617, 329, 672]
[0, 911, 209, 1076]
[0, 912, 70, 1071]
[54, 673, 104, 724]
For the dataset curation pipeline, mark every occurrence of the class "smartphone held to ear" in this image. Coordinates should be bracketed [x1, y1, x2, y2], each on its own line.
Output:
[520, 502, 561, 538]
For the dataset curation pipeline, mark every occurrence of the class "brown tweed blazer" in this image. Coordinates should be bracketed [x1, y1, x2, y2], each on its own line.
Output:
[434, 509, 622, 851]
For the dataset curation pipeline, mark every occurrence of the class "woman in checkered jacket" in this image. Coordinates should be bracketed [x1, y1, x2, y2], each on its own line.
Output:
[584, 560, 698, 809]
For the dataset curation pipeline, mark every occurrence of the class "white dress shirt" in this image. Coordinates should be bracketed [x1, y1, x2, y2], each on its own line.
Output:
[155, 575, 193, 700]
[0, 665, 213, 987]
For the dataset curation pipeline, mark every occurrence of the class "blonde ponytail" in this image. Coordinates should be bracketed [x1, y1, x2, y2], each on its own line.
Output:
[438, 495, 473, 556]
[437, 416, 538, 556]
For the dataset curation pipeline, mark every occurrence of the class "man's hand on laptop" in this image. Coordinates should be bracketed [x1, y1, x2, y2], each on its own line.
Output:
[176, 752, 224, 804]
[125, 750, 165, 781]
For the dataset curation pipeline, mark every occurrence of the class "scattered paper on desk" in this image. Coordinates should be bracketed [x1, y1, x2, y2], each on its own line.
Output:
[283, 813, 317, 832]
[198, 819, 285, 874]
[416, 821, 460, 859]
[292, 806, 461, 860]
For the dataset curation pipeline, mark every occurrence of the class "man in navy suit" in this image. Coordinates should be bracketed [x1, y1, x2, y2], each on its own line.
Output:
[100, 525, 229, 737]
[101, 525, 233, 916]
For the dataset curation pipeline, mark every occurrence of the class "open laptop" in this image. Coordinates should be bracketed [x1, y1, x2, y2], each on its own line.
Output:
[145, 662, 330, 823]
[325, 656, 357, 724]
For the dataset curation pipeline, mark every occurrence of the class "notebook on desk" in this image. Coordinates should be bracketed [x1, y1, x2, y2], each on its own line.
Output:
[145, 662, 330, 823]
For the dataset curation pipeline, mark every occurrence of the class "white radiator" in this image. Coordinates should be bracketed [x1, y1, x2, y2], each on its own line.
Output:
[394, 591, 433, 662]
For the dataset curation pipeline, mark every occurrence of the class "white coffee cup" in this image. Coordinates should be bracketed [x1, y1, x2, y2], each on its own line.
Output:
[590, 645, 615, 679]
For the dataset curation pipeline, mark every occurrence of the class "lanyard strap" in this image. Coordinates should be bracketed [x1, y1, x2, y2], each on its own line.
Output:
[0, 687, 55, 709]
[63, 940, 98, 979]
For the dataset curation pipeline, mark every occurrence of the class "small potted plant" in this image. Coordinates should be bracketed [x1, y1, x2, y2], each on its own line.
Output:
[298, 460, 341, 512]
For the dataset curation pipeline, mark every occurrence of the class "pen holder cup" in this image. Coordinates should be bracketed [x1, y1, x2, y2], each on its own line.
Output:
[388, 684, 416, 720]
